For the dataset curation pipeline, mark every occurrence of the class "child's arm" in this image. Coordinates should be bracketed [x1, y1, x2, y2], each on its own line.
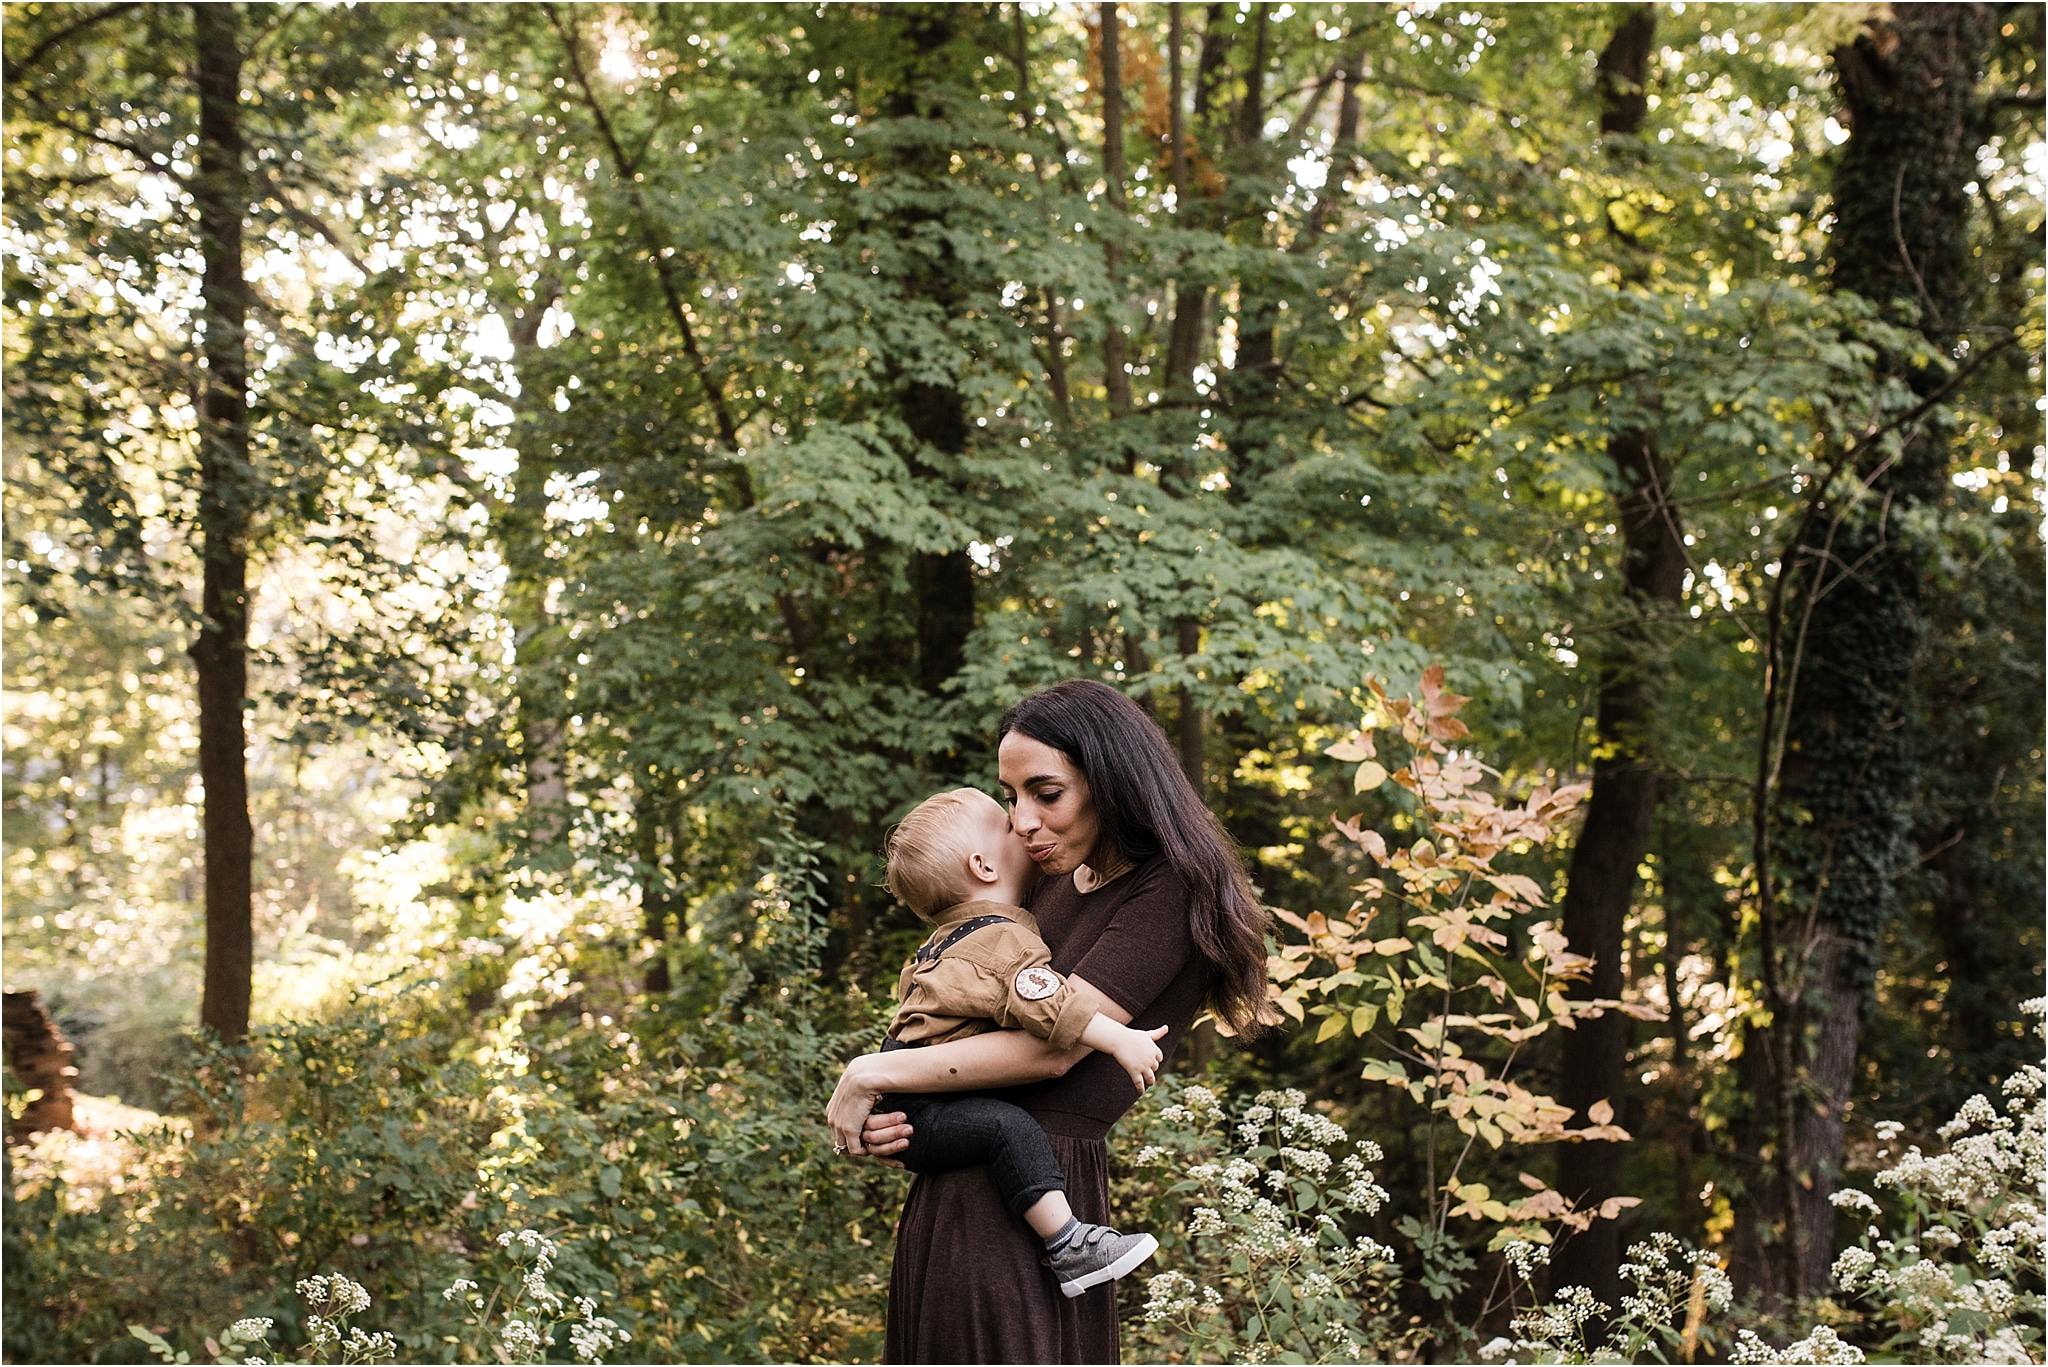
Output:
[1078, 1013, 1169, 1092]
[829, 1025, 1088, 1157]
[831, 968, 1138, 1157]
[980, 940, 1168, 1090]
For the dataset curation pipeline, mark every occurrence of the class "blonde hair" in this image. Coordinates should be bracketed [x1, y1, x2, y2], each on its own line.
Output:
[883, 789, 985, 919]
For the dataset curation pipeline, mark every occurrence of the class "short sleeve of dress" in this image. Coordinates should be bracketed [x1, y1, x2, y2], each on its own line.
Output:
[1069, 861, 1195, 1018]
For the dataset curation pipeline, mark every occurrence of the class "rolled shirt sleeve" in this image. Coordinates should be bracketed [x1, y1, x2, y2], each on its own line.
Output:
[988, 946, 1106, 1052]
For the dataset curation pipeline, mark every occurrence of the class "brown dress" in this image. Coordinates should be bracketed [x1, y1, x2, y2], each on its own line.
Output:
[883, 856, 1211, 1364]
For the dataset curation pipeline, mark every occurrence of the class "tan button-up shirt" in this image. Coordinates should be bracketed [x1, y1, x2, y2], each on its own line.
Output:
[885, 899, 1106, 1052]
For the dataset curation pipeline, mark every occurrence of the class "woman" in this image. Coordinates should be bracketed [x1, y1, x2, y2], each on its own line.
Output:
[827, 679, 1271, 1363]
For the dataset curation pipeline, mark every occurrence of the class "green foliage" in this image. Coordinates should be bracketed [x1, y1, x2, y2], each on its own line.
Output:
[0, 2, 2040, 1360]
[9, 822, 896, 1363]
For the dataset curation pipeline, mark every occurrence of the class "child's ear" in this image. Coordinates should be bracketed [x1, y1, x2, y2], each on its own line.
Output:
[966, 850, 1000, 885]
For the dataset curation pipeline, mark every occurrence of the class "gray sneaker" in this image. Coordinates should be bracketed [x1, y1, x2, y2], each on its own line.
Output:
[1045, 1223, 1160, 1299]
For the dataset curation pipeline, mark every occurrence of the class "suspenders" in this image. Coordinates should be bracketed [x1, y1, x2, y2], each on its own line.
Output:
[910, 914, 1015, 965]
[885, 914, 1021, 1051]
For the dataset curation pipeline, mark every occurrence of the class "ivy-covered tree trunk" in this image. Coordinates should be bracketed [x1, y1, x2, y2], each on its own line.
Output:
[191, 0, 255, 1047]
[1551, 4, 1682, 1307]
[1739, 1, 1994, 1303]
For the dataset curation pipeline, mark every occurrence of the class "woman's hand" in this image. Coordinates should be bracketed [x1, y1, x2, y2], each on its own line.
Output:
[828, 1055, 915, 1168]
[828, 1055, 884, 1154]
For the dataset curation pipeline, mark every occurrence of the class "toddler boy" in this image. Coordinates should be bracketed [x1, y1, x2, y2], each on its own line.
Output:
[879, 787, 1163, 1298]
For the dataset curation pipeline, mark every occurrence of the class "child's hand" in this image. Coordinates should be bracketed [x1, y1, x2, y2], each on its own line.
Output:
[1111, 1024, 1169, 1091]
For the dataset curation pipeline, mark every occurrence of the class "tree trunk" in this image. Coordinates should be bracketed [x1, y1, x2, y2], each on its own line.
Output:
[499, 280, 570, 848]
[1223, 4, 1279, 494]
[636, 771, 674, 995]
[3, 991, 78, 1138]
[1738, 1, 1993, 1304]
[1550, 7, 1676, 1307]
[1097, 4, 1133, 419]
[896, 7, 976, 705]
[190, 0, 255, 1048]
[1162, 5, 1227, 389]
[1162, 5, 1230, 795]
[1929, 817, 2000, 1076]
[1007, 9, 1073, 427]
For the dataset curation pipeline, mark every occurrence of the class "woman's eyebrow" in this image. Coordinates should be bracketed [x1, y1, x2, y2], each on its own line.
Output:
[1021, 774, 1063, 788]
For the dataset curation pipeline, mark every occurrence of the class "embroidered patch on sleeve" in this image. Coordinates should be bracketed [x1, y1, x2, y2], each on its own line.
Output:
[1013, 966, 1062, 1001]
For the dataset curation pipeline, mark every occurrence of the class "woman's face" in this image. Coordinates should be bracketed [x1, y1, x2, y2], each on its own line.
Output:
[997, 731, 1103, 879]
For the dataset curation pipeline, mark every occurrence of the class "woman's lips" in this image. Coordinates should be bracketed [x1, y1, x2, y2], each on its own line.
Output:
[1027, 844, 1057, 863]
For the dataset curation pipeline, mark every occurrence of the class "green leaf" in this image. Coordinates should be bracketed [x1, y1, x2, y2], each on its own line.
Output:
[128, 1328, 185, 1365]
[1361, 1059, 1410, 1087]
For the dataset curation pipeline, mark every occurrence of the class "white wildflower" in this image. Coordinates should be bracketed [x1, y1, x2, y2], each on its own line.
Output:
[1940, 1094, 1998, 1141]
[499, 1317, 544, 1360]
[1731, 1325, 1866, 1365]
[1504, 1239, 1551, 1280]
[1280, 1145, 1333, 1178]
[1982, 1328, 2035, 1364]
[1831, 1246, 1876, 1292]
[1142, 1270, 1200, 1322]
[567, 1305, 626, 1364]
[343, 1327, 397, 1362]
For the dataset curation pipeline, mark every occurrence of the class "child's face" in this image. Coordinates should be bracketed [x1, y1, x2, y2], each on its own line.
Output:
[956, 789, 1033, 896]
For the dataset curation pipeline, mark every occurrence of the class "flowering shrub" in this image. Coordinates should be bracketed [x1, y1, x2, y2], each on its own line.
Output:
[1809, 998, 2046, 1365]
[1483, 1233, 1733, 1363]
[1123, 1084, 1403, 1364]
[129, 1230, 627, 1365]
[1476, 1001, 2046, 1367]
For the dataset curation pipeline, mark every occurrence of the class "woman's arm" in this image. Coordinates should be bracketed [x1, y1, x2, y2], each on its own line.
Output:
[831, 976, 1129, 1155]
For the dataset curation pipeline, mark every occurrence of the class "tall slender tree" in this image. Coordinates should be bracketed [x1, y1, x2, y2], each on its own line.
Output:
[190, 1, 255, 1046]
[1550, 4, 1691, 1305]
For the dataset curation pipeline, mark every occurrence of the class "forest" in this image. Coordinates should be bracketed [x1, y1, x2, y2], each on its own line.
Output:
[1, 1, 2043, 1363]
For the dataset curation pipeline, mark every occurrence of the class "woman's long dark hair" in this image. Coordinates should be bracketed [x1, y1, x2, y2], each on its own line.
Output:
[1000, 679, 1272, 1038]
